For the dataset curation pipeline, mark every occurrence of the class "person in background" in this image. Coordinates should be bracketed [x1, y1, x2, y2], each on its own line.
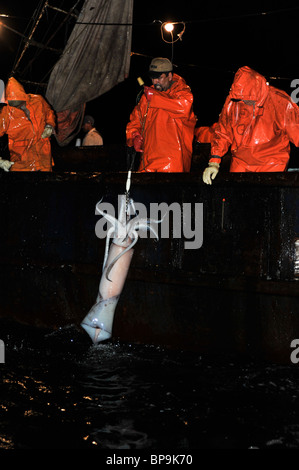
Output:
[126, 57, 196, 172]
[81, 115, 103, 146]
[0, 77, 55, 172]
[202, 66, 299, 184]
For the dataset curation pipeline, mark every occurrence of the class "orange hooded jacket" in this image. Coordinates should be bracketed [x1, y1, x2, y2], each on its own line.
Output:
[126, 73, 196, 172]
[0, 77, 56, 171]
[209, 66, 299, 172]
[194, 123, 217, 144]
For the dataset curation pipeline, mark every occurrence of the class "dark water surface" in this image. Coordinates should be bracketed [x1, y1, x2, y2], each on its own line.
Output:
[1, 319, 299, 451]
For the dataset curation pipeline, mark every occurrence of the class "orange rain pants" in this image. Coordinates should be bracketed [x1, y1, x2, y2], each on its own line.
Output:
[0, 77, 56, 171]
[126, 73, 196, 172]
[209, 66, 299, 172]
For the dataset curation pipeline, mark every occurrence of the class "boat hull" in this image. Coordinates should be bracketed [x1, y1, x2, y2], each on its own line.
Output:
[0, 168, 298, 362]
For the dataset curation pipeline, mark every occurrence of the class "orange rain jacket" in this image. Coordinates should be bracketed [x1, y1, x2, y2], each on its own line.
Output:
[194, 123, 217, 144]
[126, 73, 196, 172]
[209, 66, 299, 172]
[0, 77, 56, 171]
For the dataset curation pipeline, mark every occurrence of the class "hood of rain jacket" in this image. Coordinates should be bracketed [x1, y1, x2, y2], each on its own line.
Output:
[5, 77, 28, 102]
[210, 66, 299, 172]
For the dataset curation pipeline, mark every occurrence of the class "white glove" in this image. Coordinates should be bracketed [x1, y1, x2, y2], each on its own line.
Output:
[0, 157, 14, 172]
[41, 124, 53, 139]
[202, 162, 220, 185]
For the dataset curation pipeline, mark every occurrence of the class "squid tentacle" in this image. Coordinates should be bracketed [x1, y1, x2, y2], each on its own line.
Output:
[105, 233, 139, 282]
[104, 216, 162, 280]
[102, 225, 117, 272]
[128, 218, 161, 240]
[96, 202, 124, 232]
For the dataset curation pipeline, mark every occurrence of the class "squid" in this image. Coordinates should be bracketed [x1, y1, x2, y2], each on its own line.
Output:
[80, 193, 160, 344]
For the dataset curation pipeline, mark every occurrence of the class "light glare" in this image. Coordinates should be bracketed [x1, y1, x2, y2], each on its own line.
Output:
[164, 22, 174, 32]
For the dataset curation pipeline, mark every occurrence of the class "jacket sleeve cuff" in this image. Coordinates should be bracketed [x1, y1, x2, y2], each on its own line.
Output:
[209, 156, 222, 164]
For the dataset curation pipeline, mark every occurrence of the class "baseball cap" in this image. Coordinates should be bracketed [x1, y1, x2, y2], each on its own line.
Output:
[148, 58, 173, 78]
[83, 115, 95, 126]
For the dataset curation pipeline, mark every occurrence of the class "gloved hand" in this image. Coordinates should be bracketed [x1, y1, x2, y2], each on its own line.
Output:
[203, 162, 220, 185]
[143, 86, 155, 102]
[133, 133, 144, 152]
[41, 124, 54, 139]
[0, 157, 14, 172]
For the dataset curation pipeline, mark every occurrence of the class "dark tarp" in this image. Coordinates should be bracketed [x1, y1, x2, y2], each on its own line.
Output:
[46, 0, 133, 145]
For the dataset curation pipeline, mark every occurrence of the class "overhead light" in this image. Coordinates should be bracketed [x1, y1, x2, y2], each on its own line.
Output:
[161, 21, 186, 44]
[164, 22, 174, 32]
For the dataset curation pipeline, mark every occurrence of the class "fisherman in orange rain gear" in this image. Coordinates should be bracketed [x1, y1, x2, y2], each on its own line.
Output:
[202, 66, 299, 184]
[0, 77, 56, 172]
[126, 58, 196, 172]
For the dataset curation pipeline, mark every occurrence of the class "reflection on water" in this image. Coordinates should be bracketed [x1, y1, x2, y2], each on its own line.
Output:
[1, 320, 299, 449]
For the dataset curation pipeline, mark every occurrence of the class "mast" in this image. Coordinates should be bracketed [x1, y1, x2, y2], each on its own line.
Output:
[10, 0, 83, 91]
[12, 1, 49, 75]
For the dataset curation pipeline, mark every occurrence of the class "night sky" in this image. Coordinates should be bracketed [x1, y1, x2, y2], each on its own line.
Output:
[0, 1, 299, 144]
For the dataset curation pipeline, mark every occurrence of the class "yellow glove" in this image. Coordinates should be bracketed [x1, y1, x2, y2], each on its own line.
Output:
[203, 162, 219, 185]
[41, 125, 53, 139]
[0, 158, 14, 172]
